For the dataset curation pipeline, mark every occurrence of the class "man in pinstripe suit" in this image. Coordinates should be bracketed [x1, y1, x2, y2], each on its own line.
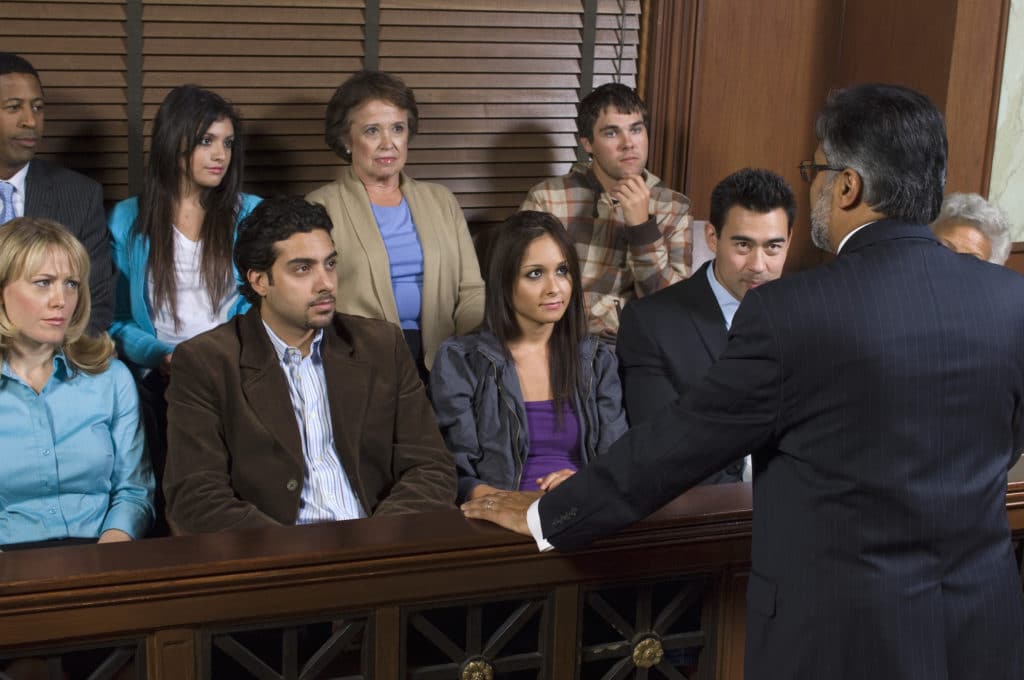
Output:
[465, 84, 1024, 679]
[0, 53, 113, 332]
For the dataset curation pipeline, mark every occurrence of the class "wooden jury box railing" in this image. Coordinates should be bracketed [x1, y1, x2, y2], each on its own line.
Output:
[1, 483, 1023, 680]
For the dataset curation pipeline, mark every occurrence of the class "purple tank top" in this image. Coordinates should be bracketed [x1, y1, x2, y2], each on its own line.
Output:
[519, 400, 581, 491]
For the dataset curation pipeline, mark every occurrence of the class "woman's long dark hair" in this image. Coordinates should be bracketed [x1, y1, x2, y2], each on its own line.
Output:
[135, 85, 245, 328]
[484, 211, 586, 417]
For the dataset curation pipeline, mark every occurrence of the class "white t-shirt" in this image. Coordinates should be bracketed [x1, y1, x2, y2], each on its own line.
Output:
[150, 227, 236, 346]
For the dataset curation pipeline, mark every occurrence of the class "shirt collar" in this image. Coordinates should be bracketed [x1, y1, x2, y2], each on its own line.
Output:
[1, 350, 72, 385]
[836, 220, 878, 254]
[261, 320, 323, 363]
[52, 350, 71, 377]
[706, 261, 740, 330]
[5, 161, 29, 197]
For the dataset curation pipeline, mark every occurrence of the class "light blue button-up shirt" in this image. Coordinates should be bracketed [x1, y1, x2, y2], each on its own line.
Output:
[706, 261, 740, 330]
[262, 322, 367, 524]
[0, 355, 154, 546]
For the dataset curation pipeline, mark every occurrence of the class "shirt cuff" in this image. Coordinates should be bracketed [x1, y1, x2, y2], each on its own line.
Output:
[100, 502, 151, 540]
[527, 498, 554, 552]
[622, 216, 661, 246]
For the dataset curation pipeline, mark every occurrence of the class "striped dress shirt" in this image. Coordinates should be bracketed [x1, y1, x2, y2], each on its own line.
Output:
[263, 322, 366, 523]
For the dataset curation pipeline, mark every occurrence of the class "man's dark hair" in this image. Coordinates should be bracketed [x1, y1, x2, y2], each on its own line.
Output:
[0, 53, 40, 81]
[816, 83, 947, 224]
[234, 196, 333, 305]
[709, 168, 797, 236]
[576, 83, 648, 141]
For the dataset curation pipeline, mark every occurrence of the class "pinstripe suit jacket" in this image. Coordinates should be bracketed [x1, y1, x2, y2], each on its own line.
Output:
[24, 159, 113, 332]
[540, 220, 1024, 679]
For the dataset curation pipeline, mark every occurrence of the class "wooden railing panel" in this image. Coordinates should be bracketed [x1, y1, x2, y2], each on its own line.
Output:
[2, 482, 1022, 679]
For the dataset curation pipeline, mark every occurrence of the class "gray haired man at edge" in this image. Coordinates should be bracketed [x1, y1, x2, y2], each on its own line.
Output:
[462, 83, 1024, 680]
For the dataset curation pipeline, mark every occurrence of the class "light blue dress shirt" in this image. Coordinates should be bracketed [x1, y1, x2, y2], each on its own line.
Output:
[262, 322, 367, 523]
[0, 355, 154, 545]
[706, 261, 740, 330]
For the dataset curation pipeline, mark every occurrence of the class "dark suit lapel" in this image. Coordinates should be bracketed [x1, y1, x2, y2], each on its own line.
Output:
[238, 309, 304, 464]
[321, 316, 371, 492]
[23, 160, 54, 215]
[683, 262, 729, 358]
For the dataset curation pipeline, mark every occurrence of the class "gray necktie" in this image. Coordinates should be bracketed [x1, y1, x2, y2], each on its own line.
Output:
[0, 181, 15, 225]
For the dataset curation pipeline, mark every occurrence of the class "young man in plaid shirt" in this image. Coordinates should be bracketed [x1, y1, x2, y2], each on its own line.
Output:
[521, 83, 692, 341]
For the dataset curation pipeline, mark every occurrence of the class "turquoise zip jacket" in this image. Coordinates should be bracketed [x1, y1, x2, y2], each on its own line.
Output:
[107, 194, 261, 371]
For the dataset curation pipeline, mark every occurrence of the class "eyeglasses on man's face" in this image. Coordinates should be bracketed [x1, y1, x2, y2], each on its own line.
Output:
[798, 160, 843, 183]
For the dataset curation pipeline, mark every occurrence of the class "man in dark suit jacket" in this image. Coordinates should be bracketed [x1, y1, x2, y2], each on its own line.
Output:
[465, 84, 1024, 679]
[163, 197, 456, 534]
[617, 168, 794, 484]
[0, 53, 112, 331]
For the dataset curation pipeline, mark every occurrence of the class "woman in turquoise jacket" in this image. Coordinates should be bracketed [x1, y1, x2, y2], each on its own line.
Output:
[108, 86, 259, 534]
[109, 86, 259, 373]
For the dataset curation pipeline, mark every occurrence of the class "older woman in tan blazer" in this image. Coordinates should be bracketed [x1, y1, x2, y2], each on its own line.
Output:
[307, 71, 484, 377]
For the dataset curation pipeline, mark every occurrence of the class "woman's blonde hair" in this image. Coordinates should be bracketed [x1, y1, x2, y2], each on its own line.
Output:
[0, 217, 114, 374]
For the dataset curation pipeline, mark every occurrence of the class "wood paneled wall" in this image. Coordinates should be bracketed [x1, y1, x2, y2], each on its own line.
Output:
[683, 0, 843, 272]
[641, 0, 1010, 272]
[836, 0, 1010, 197]
[943, 0, 1011, 197]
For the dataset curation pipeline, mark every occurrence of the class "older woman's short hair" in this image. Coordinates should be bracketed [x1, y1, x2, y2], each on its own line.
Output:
[323, 70, 419, 162]
[933, 193, 1012, 265]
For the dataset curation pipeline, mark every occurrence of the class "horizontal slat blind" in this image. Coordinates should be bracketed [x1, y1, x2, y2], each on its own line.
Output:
[8, 0, 640, 226]
[380, 0, 641, 224]
[2, 0, 129, 201]
[139, 1, 366, 199]
[595, 0, 640, 89]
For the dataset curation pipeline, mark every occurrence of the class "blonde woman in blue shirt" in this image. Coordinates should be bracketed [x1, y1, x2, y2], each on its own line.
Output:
[0, 217, 153, 549]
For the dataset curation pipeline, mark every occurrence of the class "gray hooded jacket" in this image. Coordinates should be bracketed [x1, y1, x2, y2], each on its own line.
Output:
[430, 330, 628, 503]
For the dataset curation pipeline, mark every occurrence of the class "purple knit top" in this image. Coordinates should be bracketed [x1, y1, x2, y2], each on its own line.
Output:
[519, 400, 581, 491]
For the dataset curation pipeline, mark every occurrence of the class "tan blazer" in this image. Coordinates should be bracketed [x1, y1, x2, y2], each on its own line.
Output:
[306, 167, 485, 369]
[163, 308, 457, 534]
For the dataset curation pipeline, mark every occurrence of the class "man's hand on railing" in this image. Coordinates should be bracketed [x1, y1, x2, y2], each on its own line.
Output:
[461, 490, 539, 537]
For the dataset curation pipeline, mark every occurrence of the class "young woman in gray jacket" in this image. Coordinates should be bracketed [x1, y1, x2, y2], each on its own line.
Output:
[431, 211, 628, 504]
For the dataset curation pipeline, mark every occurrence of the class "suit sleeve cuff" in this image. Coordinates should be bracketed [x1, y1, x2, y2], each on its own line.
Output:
[527, 498, 554, 552]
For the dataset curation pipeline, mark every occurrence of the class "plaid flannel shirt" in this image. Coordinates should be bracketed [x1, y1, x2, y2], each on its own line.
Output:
[521, 164, 692, 339]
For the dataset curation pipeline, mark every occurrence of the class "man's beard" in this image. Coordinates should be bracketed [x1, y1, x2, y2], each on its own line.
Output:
[810, 175, 835, 252]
